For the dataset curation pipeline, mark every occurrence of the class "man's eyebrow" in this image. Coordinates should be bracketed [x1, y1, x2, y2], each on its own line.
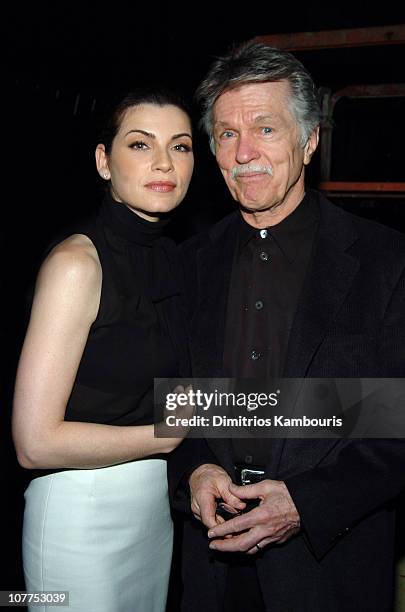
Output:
[214, 115, 275, 129]
[254, 115, 274, 123]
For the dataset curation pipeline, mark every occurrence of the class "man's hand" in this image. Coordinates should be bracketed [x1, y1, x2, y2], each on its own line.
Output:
[189, 464, 246, 529]
[207, 479, 301, 554]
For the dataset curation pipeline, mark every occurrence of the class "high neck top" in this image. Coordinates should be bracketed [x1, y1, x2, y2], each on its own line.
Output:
[101, 191, 170, 247]
[57, 193, 189, 427]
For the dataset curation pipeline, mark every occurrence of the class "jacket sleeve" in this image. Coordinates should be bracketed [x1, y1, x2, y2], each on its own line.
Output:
[286, 267, 405, 559]
[285, 438, 405, 559]
[167, 237, 219, 513]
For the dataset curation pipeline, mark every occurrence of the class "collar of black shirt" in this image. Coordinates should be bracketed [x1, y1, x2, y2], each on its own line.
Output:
[237, 191, 319, 262]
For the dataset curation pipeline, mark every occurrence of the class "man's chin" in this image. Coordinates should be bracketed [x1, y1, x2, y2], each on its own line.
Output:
[238, 201, 276, 214]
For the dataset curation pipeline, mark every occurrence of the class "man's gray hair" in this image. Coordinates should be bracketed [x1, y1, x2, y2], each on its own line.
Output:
[196, 41, 321, 152]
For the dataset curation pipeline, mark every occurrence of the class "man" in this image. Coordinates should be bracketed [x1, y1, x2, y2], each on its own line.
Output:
[169, 42, 405, 611]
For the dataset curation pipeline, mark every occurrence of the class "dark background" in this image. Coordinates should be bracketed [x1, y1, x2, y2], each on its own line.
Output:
[2, 2, 405, 607]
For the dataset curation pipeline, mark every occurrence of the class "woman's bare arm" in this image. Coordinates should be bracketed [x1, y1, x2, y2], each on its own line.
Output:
[12, 235, 180, 469]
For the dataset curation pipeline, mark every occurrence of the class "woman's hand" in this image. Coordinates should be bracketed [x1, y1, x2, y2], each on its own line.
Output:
[155, 385, 195, 453]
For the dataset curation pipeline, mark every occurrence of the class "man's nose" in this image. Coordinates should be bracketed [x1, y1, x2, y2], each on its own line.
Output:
[235, 134, 260, 164]
[152, 149, 174, 172]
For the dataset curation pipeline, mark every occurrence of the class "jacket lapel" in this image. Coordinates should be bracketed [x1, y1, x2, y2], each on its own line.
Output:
[190, 213, 239, 471]
[270, 195, 360, 475]
[284, 196, 359, 378]
[190, 212, 239, 378]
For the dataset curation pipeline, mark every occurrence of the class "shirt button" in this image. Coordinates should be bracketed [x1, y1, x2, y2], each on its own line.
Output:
[255, 300, 264, 310]
[245, 454, 253, 464]
[260, 251, 269, 261]
[251, 350, 261, 360]
[259, 229, 268, 239]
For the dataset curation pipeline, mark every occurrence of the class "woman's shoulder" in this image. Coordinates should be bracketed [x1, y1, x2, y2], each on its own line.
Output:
[39, 234, 102, 290]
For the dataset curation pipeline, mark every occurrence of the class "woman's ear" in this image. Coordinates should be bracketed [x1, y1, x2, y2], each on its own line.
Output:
[303, 126, 319, 166]
[95, 144, 110, 180]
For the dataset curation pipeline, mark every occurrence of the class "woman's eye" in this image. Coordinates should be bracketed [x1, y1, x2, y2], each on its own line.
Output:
[173, 143, 192, 152]
[130, 141, 148, 150]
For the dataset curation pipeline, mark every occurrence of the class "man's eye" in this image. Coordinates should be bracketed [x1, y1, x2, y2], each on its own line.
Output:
[221, 131, 235, 139]
[130, 141, 148, 150]
[262, 127, 273, 135]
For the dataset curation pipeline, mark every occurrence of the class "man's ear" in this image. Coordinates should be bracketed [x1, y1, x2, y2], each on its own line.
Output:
[95, 144, 110, 180]
[303, 126, 319, 166]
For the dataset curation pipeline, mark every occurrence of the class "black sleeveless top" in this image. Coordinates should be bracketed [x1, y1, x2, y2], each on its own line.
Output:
[58, 193, 189, 426]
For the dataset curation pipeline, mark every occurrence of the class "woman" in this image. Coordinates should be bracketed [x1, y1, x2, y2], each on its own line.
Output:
[12, 89, 194, 611]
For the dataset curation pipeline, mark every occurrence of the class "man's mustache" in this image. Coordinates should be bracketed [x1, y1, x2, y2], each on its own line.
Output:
[231, 164, 273, 180]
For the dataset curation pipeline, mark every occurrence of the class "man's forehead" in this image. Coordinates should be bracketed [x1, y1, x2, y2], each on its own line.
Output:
[214, 114, 276, 127]
[213, 81, 291, 121]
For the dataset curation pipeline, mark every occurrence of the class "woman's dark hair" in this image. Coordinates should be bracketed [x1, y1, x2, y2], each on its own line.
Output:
[99, 88, 192, 153]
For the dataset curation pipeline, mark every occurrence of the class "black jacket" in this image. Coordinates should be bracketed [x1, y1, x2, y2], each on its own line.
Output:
[169, 191, 405, 611]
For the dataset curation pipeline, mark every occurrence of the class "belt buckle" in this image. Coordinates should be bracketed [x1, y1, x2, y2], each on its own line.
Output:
[240, 468, 265, 485]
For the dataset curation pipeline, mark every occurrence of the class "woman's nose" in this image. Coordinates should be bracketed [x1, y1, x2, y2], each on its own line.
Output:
[151, 149, 174, 172]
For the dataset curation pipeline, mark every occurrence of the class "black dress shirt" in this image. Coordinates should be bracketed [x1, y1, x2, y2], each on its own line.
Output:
[223, 192, 319, 465]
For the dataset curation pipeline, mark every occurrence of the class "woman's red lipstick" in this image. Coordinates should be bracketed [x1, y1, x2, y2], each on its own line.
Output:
[145, 181, 176, 192]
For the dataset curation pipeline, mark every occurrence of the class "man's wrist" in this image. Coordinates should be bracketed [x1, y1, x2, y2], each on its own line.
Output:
[189, 462, 221, 484]
[282, 481, 301, 526]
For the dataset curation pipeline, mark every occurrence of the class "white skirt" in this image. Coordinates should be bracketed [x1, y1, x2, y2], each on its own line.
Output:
[23, 459, 173, 612]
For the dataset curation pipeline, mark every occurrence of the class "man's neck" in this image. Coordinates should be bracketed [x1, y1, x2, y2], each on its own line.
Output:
[240, 183, 306, 229]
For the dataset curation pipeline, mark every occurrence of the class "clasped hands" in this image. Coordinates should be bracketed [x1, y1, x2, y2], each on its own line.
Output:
[189, 463, 300, 555]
